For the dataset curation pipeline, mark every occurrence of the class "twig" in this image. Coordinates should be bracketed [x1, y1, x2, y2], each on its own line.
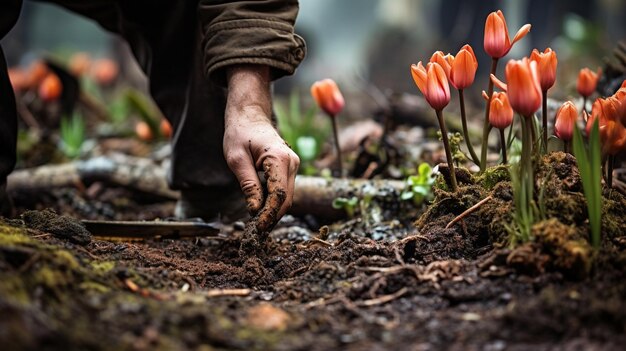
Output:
[206, 288, 251, 298]
[355, 287, 408, 307]
[445, 196, 493, 229]
[309, 237, 333, 247]
[399, 233, 430, 244]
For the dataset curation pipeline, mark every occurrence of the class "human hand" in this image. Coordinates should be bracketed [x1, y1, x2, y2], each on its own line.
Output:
[224, 65, 300, 232]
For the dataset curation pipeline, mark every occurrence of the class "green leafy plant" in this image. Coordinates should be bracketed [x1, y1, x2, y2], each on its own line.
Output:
[125, 88, 163, 137]
[275, 90, 330, 173]
[572, 119, 602, 249]
[332, 196, 359, 218]
[400, 163, 435, 206]
[59, 113, 86, 159]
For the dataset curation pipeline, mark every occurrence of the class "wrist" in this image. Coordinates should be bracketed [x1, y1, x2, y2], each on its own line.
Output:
[226, 65, 272, 125]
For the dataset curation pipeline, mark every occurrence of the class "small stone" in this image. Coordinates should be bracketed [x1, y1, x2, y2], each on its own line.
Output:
[245, 303, 290, 332]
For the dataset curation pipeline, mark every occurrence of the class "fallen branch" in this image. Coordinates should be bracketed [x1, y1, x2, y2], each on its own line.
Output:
[7, 156, 406, 220]
[206, 288, 251, 298]
[7, 153, 179, 199]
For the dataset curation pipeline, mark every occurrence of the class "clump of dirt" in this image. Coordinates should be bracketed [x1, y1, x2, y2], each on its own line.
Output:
[21, 209, 91, 245]
[508, 218, 591, 279]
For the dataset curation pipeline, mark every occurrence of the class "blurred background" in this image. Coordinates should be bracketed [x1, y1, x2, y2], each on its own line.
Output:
[3, 0, 626, 216]
[2, 0, 625, 98]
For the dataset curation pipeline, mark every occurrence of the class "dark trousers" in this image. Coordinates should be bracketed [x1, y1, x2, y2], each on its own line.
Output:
[0, 0, 240, 196]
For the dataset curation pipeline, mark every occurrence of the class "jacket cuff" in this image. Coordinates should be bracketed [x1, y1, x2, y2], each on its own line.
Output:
[202, 18, 306, 85]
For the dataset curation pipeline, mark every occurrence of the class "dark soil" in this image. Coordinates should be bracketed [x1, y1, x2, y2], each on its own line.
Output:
[2, 153, 626, 351]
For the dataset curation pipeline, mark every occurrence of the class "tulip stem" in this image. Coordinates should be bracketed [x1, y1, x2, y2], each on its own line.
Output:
[608, 155, 614, 189]
[581, 96, 588, 118]
[480, 58, 499, 172]
[541, 90, 548, 154]
[330, 115, 343, 177]
[459, 89, 480, 166]
[436, 109, 458, 192]
[499, 128, 507, 164]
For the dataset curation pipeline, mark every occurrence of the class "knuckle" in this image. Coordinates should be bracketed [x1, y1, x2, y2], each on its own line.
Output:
[225, 151, 246, 167]
[239, 179, 259, 195]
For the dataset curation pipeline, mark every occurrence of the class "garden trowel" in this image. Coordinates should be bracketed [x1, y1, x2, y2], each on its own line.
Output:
[82, 220, 222, 239]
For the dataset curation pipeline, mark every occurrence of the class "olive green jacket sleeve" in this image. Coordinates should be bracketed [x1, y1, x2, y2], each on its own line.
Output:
[198, 0, 306, 83]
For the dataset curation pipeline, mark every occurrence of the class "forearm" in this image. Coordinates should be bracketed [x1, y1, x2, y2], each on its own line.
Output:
[225, 64, 272, 127]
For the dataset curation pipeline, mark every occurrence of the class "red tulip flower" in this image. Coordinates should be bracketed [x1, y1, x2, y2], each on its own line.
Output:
[489, 92, 514, 130]
[554, 101, 577, 141]
[449, 45, 478, 90]
[484, 10, 531, 59]
[530, 48, 557, 91]
[577, 68, 601, 98]
[38, 73, 63, 102]
[410, 61, 451, 111]
[311, 78, 345, 176]
[491, 58, 542, 117]
[311, 78, 345, 117]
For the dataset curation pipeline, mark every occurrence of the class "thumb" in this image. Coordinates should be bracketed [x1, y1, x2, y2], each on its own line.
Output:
[225, 151, 264, 215]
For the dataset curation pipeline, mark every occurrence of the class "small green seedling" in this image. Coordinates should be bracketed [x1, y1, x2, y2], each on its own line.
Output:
[59, 113, 86, 159]
[400, 163, 435, 206]
[332, 196, 359, 218]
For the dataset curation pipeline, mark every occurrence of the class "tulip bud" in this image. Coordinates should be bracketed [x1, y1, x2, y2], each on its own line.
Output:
[27, 60, 49, 90]
[504, 58, 542, 117]
[530, 48, 557, 91]
[576, 68, 601, 98]
[310, 78, 345, 116]
[489, 92, 514, 129]
[484, 10, 531, 59]
[135, 121, 153, 141]
[160, 119, 173, 139]
[429, 51, 452, 78]
[8, 68, 28, 92]
[92, 58, 119, 86]
[69, 52, 92, 77]
[411, 62, 451, 111]
[449, 45, 478, 90]
[554, 101, 577, 141]
[38, 73, 63, 102]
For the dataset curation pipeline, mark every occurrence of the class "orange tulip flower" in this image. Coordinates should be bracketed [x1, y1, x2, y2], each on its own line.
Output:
[69, 52, 92, 77]
[429, 51, 453, 78]
[491, 58, 542, 117]
[576, 68, 601, 98]
[588, 96, 626, 155]
[38, 73, 63, 102]
[8, 67, 28, 92]
[530, 48, 557, 91]
[311, 78, 345, 116]
[484, 10, 531, 59]
[92, 58, 119, 86]
[449, 45, 478, 90]
[27, 60, 49, 90]
[411, 61, 451, 111]
[554, 101, 577, 141]
[612, 86, 626, 125]
[489, 92, 514, 129]
[135, 121, 153, 141]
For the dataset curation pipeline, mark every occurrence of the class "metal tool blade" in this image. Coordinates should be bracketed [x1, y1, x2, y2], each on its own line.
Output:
[82, 220, 222, 238]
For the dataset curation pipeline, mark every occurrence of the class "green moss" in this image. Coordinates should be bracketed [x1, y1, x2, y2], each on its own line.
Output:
[78, 281, 111, 293]
[90, 261, 116, 275]
[532, 218, 592, 279]
[34, 266, 74, 289]
[0, 276, 31, 306]
[475, 164, 510, 190]
[0, 225, 36, 246]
